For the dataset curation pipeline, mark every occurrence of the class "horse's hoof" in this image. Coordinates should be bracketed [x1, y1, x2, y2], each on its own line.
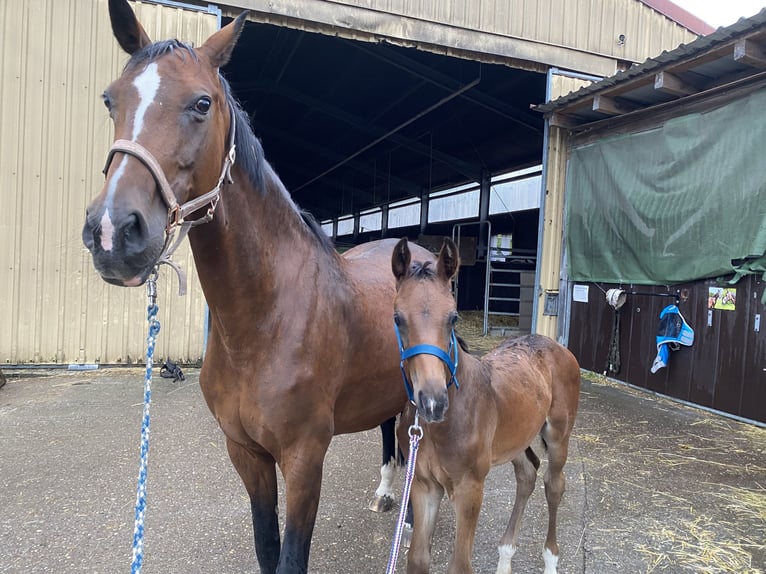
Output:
[401, 524, 413, 549]
[368, 494, 395, 512]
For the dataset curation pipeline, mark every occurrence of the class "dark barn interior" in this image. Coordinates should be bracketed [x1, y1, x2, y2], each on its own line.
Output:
[221, 18, 546, 311]
[224, 19, 546, 220]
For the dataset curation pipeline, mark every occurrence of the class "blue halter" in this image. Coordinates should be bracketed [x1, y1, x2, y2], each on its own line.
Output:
[394, 320, 460, 403]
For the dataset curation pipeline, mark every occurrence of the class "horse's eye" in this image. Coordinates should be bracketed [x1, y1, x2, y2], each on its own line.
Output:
[449, 313, 459, 326]
[102, 93, 112, 111]
[194, 96, 212, 115]
[393, 313, 401, 327]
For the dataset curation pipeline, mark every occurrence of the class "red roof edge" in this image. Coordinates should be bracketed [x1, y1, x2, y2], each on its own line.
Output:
[639, 0, 716, 35]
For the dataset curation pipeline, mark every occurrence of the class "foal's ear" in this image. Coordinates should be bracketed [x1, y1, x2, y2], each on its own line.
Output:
[437, 238, 460, 282]
[392, 238, 412, 283]
[109, 0, 151, 55]
[199, 11, 249, 68]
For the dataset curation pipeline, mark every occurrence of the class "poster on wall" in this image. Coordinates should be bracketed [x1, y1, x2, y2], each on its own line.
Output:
[708, 287, 736, 311]
[573, 284, 589, 303]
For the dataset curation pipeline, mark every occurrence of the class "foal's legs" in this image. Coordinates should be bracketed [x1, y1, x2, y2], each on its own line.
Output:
[226, 439, 281, 574]
[495, 451, 538, 574]
[447, 476, 486, 574]
[540, 421, 573, 574]
[407, 477, 444, 574]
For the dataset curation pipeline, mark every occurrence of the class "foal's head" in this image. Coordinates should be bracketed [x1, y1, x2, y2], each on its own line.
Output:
[81, 0, 247, 286]
[392, 238, 460, 423]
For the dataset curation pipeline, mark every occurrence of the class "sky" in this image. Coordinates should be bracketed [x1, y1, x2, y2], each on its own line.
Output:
[670, 0, 765, 28]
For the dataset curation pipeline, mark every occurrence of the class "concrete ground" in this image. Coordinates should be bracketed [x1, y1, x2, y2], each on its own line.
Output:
[0, 367, 763, 573]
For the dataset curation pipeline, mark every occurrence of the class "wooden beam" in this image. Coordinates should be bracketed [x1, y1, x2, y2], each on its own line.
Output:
[547, 112, 580, 129]
[654, 71, 696, 96]
[592, 95, 637, 116]
[734, 39, 766, 68]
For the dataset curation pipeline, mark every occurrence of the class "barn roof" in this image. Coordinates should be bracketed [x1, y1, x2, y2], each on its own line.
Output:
[536, 8, 766, 130]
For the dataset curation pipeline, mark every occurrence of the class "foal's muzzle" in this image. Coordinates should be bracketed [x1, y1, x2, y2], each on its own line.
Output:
[394, 321, 460, 422]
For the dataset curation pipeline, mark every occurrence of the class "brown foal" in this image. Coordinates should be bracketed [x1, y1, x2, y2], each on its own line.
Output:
[391, 237, 581, 574]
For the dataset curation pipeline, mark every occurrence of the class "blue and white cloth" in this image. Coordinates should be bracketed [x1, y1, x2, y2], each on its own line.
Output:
[650, 304, 694, 373]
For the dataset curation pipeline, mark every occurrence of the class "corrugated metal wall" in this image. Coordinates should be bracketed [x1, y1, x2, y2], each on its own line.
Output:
[0, 0, 217, 365]
[535, 72, 592, 340]
[312, 0, 698, 64]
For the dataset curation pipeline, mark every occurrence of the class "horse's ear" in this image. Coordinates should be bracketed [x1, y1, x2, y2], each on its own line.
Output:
[392, 238, 411, 283]
[199, 11, 249, 68]
[437, 238, 460, 282]
[109, 0, 151, 55]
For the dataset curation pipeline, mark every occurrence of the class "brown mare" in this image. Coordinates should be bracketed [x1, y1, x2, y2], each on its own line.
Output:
[391, 238, 581, 574]
[81, 2, 433, 572]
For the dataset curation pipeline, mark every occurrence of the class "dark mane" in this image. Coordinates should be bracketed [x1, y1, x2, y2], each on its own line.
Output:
[124, 39, 198, 71]
[219, 75, 267, 194]
[408, 260, 437, 279]
[123, 40, 334, 253]
[219, 80, 336, 253]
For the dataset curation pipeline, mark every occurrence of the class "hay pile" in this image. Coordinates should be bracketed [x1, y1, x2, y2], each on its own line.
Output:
[579, 372, 766, 573]
[455, 311, 512, 356]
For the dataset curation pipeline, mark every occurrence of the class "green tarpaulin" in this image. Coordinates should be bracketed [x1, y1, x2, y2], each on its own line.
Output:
[566, 87, 766, 285]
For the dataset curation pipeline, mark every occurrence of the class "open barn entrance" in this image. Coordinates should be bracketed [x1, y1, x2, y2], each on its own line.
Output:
[222, 17, 546, 331]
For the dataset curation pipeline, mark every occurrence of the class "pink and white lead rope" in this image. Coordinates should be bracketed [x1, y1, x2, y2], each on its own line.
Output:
[385, 413, 422, 574]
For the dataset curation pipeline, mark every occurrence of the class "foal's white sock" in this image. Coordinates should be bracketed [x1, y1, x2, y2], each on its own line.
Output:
[495, 544, 516, 574]
[543, 547, 559, 574]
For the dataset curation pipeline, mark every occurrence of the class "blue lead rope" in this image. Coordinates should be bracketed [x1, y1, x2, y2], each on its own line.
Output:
[131, 271, 161, 574]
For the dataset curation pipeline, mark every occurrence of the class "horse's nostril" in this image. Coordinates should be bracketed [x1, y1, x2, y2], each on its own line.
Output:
[121, 212, 146, 251]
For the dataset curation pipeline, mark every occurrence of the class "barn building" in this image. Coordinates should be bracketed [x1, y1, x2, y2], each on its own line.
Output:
[2, 0, 719, 409]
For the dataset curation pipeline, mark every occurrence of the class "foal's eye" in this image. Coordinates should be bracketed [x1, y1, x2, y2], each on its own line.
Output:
[102, 93, 112, 111]
[193, 96, 212, 115]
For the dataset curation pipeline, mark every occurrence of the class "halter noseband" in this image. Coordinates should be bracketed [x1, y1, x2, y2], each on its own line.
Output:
[101, 102, 237, 295]
[394, 320, 460, 404]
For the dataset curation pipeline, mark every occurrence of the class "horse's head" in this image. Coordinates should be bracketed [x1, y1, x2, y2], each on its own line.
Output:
[82, 0, 248, 286]
[392, 237, 461, 423]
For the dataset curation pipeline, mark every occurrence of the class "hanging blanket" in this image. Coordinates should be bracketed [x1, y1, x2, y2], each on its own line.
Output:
[650, 304, 694, 373]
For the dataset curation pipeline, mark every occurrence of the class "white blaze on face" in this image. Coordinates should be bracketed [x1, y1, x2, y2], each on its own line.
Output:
[130, 62, 161, 140]
[99, 210, 115, 252]
[100, 62, 162, 252]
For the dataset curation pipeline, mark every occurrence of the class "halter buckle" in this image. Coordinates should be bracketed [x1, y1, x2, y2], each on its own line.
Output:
[167, 204, 182, 232]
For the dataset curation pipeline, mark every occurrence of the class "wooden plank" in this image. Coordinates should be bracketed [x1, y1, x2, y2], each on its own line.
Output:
[547, 112, 580, 129]
[654, 71, 696, 96]
[733, 38, 766, 68]
[592, 94, 637, 116]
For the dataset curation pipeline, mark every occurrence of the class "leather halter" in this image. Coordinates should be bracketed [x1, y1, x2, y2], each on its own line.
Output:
[394, 320, 460, 404]
[101, 102, 237, 295]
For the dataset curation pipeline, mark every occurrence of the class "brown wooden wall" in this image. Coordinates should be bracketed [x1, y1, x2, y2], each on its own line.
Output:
[568, 275, 766, 424]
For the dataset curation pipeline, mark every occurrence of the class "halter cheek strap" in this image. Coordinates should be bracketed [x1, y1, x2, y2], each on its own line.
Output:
[101, 102, 237, 295]
[394, 320, 460, 404]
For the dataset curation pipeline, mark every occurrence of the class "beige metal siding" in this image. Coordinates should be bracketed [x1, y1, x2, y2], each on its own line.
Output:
[0, 0, 218, 365]
[535, 73, 591, 339]
[257, 0, 700, 68]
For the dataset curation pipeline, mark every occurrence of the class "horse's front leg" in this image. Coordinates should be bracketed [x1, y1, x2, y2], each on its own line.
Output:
[277, 433, 333, 574]
[446, 476, 485, 574]
[407, 476, 444, 574]
[226, 438, 281, 574]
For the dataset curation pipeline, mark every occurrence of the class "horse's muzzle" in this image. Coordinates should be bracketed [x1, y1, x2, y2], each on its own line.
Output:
[82, 209, 162, 287]
[417, 388, 449, 423]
